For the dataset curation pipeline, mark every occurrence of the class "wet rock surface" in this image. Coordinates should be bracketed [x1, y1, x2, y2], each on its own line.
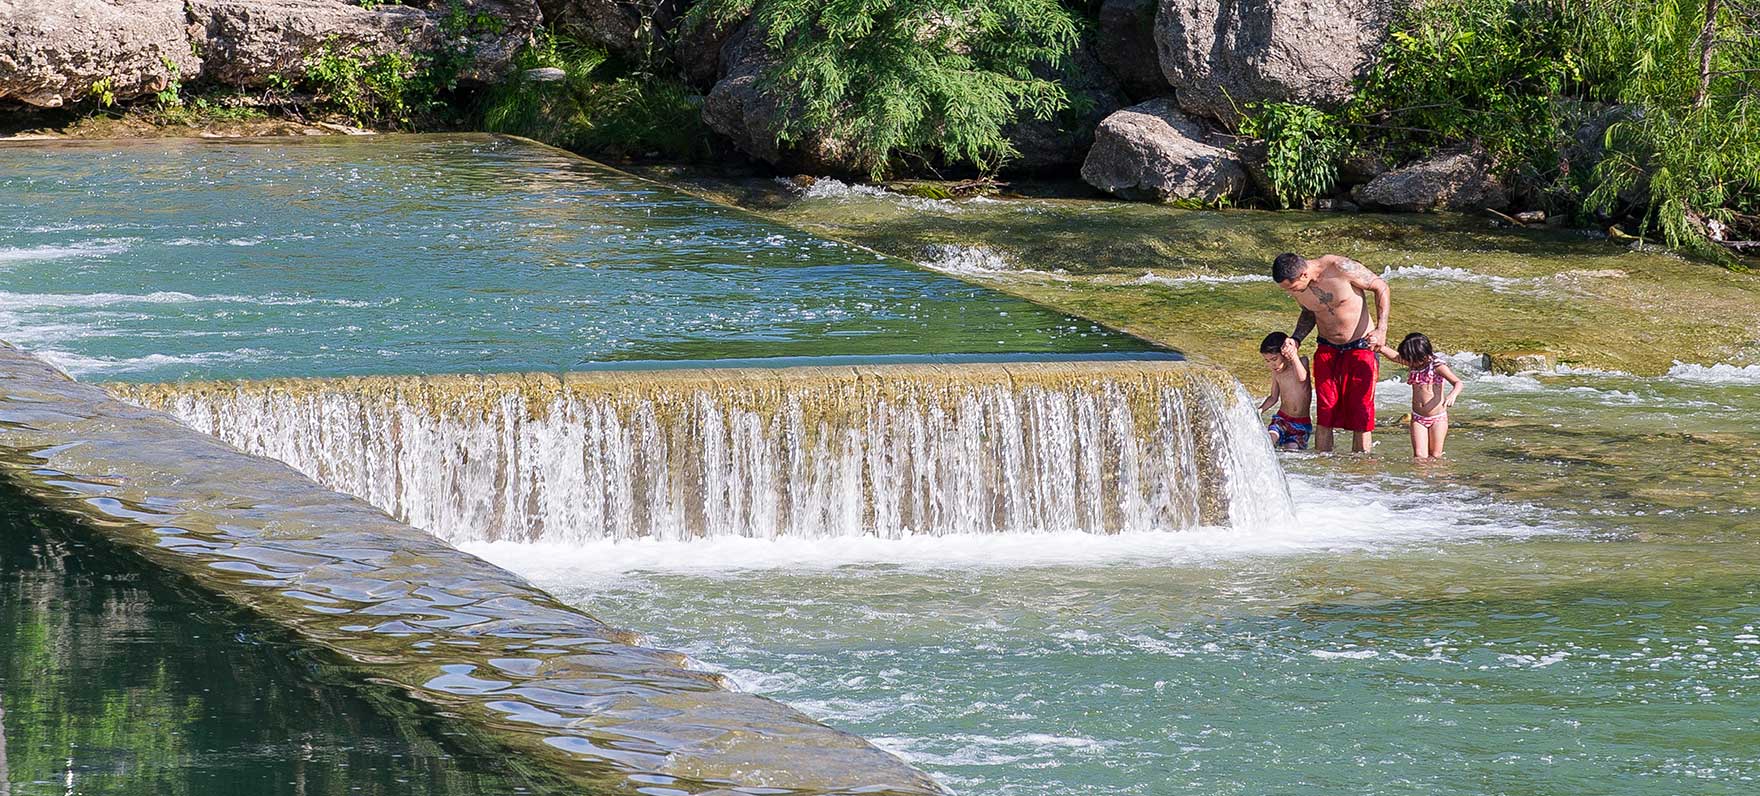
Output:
[0, 342, 945, 796]
[1081, 98, 1248, 202]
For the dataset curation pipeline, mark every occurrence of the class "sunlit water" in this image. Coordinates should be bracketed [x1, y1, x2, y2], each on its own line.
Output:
[473, 361, 1760, 795]
[0, 135, 1149, 381]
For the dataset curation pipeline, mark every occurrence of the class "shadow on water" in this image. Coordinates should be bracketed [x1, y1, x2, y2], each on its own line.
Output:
[0, 479, 578, 796]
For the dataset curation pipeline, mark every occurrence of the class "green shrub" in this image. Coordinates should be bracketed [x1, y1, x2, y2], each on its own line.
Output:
[1238, 102, 1349, 208]
[684, 0, 1081, 178]
[304, 41, 424, 124]
[479, 32, 713, 161]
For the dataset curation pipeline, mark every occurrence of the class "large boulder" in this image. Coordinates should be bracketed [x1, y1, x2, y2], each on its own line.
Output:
[187, 0, 536, 88]
[701, 22, 857, 173]
[1080, 98, 1248, 202]
[1155, 0, 1395, 124]
[1096, 0, 1165, 100]
[673, 13, 742, 91]
[0, 0, 202, 108]
[1351, 144, 1509, 212]
[1003, 35, 1126, 173]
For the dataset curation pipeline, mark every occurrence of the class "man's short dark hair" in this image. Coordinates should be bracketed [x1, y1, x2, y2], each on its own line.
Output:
[1260, 332, 1288, 354]
[1271, 253, 1306, 283]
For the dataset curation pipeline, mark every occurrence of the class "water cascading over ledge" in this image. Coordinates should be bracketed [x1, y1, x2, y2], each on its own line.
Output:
[110, 361, 1295, 543]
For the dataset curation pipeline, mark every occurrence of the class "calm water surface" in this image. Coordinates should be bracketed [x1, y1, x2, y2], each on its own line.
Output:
[0, 135, 1150, 381]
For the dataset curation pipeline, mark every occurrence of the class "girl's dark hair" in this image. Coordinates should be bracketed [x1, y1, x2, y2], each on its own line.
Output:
[1260, 331, 1288, 354]
[1398, 332, 1433, 364]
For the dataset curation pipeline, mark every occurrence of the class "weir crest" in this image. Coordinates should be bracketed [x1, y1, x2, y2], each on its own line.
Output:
[111, 361, 1295, 543]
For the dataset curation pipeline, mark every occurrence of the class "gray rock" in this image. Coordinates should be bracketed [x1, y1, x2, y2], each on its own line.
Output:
[523, 66, 568, 81]
[1080, 98, 1249, 203]
[538, 0, 656, 61]
[1003, 34, 1125, 173]
[1351, 144, 1510, 212]
[0, 0, 201, 108]
[702, 22, 856, 174]
[1096, 0, 1165, 100]
[186, 0, 536, 88]
[674, 13, 743, 91]
[1155, 0, 1395, 124]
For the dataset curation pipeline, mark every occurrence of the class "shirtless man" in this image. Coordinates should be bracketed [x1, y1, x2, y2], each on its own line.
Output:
[1270, 252, 1392, 453]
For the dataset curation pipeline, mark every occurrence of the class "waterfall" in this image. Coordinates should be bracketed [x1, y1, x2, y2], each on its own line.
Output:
[110, 362, 1294, 543]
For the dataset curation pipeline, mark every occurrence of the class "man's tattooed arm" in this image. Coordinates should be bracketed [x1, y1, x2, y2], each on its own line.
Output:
[1291, 309, 1316, 343]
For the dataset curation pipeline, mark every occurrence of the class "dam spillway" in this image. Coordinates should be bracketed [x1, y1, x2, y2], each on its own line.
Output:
[110, 361, 1294, 544]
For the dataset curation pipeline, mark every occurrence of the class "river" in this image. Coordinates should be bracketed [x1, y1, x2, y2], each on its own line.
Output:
[2, 134, 1757, 795]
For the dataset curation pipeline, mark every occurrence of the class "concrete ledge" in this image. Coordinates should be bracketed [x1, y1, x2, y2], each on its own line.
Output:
[0, 342, 944, 796]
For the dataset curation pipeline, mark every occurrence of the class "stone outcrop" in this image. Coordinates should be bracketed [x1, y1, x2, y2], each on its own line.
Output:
[674, 13, 742, 90]
[702, 22, 858, 174]
[0, 0, 201, 108]
[0, 0, 536, 108]
[1352, 144, 1509, 212]
[1154, 0, 1395, 124]
[1080, 98, 1248, 202]
[188, 0, 537, 87]
[538, 0, 652, 61]
[1096, 0, 1165, 100]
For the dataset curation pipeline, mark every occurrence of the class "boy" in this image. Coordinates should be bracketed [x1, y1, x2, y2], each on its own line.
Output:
[1258, 332, 1313, 450]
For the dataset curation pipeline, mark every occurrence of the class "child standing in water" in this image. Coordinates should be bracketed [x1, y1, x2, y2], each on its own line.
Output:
[1258, 332, 1313, 450]
[1377, 332, 1464, 458]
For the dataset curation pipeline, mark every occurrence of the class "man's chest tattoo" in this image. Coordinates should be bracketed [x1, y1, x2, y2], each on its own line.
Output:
[1308, 285, 1336, 309]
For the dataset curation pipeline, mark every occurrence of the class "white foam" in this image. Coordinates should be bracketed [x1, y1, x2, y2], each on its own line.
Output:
[1381, 264, 1524, 289]
[0, 239, 135, 264]
[463, 474, 1555, 581]
[0, 290, 380, 311]
[1130, 271, 1269, 288]
[915, 244, 1065, 278]
[1666, 362, 1760, 385]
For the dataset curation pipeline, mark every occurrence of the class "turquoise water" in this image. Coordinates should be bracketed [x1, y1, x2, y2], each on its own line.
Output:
[476, 361, 1760, 795]
[0, 481, 566, 796]
[0, 135, 1151, 382]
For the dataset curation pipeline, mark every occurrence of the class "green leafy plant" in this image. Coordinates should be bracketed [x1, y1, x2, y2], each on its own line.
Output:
[479, 31, 713, 161]
[154, 57, 184, 108]
[684, 0, 1082, 177]
[88, 77, 117, 108]
[1239, 101, 1349, 208]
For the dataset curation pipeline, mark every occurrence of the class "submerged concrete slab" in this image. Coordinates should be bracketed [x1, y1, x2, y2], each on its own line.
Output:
[0, 342, 945, 796]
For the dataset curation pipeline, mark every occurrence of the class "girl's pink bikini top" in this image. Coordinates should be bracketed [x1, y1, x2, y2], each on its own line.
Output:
[1407, 356, 1446, 385]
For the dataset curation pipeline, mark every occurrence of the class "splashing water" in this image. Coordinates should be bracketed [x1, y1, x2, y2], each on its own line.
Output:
[113, 362, 1295, 544]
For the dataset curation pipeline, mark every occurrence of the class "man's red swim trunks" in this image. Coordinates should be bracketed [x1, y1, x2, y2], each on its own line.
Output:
[1313, 338, 1378, 433]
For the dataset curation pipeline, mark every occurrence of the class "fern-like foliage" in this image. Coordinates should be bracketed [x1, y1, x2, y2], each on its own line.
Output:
[685, 0, 1081, 178]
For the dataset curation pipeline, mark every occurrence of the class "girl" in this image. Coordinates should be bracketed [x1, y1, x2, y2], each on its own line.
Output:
[1377, 333, 1464, 459]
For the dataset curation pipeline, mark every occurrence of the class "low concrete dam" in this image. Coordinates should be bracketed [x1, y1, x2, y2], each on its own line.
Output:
[0, 343, 943, 796]
[112, 361, 1295, 544]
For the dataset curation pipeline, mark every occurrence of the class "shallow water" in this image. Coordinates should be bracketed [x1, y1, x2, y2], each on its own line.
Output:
[477, 361, 1760, 795]
[0, 136, 1149, 381]
[0, 482, 561, 796]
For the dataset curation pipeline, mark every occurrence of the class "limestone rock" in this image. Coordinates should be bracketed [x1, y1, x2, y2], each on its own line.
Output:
[1352, 144, 1510, 212]
[1096, 0, 1165, 100]
[674, 13, 742, 90]
[537, 0, 655, 61]
[186, 0, 536, 88]
[1154, 0, 1395, 124]
[701, 22, 856, 174]
[1080, 98, 1248, 203]
[0, 0, 201, 108]
[1003, 34, 1125, 173]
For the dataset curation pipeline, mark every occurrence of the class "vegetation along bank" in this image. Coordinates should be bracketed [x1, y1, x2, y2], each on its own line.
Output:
[3, 0, 1756, 261]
